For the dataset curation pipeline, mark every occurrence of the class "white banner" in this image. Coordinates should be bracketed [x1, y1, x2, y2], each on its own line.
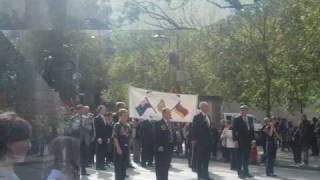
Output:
[129, 86, 198, 122]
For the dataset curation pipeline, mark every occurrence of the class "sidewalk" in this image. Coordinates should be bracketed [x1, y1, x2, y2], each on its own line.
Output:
[19, 149, 320, 172]
[273, 150, 320, 170]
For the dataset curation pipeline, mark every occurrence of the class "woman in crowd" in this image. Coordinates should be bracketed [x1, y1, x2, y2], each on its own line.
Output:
[264, 117, 278, 177]
[220, 120, 238, 170]
[220, 121, 230, 162]
[46, 136, 80, 180]
[0, 112, 32, 180]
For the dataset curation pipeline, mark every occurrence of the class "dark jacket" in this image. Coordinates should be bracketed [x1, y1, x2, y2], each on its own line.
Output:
[94, 115, 112, 142]
[154, 119, 172, 151]
[232, 115, 255, 148]
[191, 113, 212, 148]
[140, 120, 154, 144]
[299, 120, 312, 147]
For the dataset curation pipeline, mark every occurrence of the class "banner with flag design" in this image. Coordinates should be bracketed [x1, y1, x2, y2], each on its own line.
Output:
[129, 86, 198, 122]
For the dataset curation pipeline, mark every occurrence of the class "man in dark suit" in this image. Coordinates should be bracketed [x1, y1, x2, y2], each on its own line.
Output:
[154, 108, 174, 180]
[232, 105, 255, 179]
[94, 105, 113, 170]
[140, 119, 155, 167]
[192, 101, 213, 180]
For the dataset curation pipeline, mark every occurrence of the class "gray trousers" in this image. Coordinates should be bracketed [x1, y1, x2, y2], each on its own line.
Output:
[133, 139, 141, 163]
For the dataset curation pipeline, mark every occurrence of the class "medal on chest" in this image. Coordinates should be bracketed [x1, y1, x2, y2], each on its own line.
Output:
[120, 126, 129, 136]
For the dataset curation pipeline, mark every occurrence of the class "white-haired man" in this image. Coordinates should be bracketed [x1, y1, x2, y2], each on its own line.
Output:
[192, 101, 213, 180]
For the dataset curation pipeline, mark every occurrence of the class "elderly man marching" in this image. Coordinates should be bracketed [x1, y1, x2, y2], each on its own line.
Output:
[192, 102, 213, 180]
[232, 105, 255, 179]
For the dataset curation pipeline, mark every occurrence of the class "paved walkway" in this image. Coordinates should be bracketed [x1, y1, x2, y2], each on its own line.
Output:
[81, 159, 320, 180]
[273, 150, 320, 170]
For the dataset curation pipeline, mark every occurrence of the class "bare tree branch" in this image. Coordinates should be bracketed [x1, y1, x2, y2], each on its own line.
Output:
[131, 0, 196, 30]
[206, 0, 233, 9]
[168, 0, 191, 10]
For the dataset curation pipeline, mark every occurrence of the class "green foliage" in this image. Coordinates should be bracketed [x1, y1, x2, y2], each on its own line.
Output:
[16, 31, 111, 104]
[105, 0, 320, 115]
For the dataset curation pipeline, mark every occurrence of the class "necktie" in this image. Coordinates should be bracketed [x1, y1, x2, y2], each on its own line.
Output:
[167, 120, 173, 143]
[206, 115, 210, 127]
[244, 117, 249, 130]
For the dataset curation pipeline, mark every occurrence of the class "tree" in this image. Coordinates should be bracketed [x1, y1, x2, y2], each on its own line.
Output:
[16, 31, 112, 106]
[276, 0, 320, 112]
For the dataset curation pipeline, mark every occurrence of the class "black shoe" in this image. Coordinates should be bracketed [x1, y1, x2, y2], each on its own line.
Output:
[245, 174, 254, 178]
[141, 163, 147, 167]
[125, 174, 129, 178]
[96, 167, 106, 171]
[147, 162, 154, 167]
[127, 164, 135, 168]
[81, 172, 90, 176]
[238, 174, 246, 179]
[267, 173, 277, 177]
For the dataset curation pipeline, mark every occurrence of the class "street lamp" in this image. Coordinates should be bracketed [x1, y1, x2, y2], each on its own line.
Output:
[152, 34, 181, 92]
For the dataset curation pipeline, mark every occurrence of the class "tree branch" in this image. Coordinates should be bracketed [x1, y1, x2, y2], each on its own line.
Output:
[131, 0, 196, 30]
[206, 0, 233, 9]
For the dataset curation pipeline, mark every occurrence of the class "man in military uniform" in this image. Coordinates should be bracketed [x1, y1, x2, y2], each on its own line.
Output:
[113, 109, 130, 180]
[112, 102, 135, 171]
[154, 108, 174, 180]
[67, 104, 90, 176]
[112, 102, 126, 124]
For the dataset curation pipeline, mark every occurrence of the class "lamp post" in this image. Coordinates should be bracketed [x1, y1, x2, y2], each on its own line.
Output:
[67, 43, 81, 104]
[152, 34, 181, 93]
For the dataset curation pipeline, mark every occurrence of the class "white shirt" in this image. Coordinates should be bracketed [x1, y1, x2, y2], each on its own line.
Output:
[221, 129, 238, 148]
[201, 112, 210, 127]
[243, 116, 250, 130]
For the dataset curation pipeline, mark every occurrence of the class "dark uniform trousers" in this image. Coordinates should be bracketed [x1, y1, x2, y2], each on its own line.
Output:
[230, 148, 239, 170]
[142, 142, 154, 164]
[155, 144, 173, 180]
[115, 147, 129, 180]
[237, 144, 250, 176]
[113, 122, 130, 180]
[196, 144, 211, 179]
[96, 142, 107, 169]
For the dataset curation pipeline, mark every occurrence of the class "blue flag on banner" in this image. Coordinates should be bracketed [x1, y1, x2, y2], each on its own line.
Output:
[136, 98, 153, 116]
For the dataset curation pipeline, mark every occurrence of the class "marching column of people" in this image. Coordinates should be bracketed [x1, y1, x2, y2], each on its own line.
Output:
[74, 101, 320, 180]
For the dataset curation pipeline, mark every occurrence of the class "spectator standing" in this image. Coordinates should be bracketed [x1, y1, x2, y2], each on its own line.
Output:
[299, 114, 312, 166]
[220, 120, 238, 170]
[263, 117, 278, 177]
[311, 117, 319, 156]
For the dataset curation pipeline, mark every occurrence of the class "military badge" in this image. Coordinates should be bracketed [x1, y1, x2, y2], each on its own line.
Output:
[161, 124, 167, 130]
